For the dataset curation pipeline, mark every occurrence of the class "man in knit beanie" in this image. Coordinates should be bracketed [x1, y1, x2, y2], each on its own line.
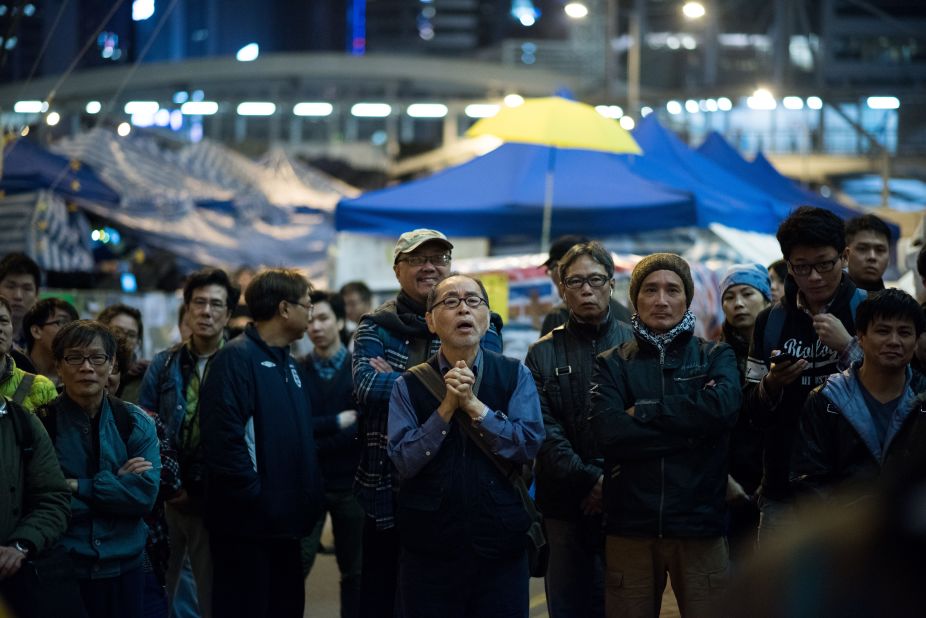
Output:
[590, 252, 740, 617]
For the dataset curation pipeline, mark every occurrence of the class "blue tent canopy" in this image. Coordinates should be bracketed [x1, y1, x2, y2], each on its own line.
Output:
[336, 142, 696, 237]
[626, 116, 795, 234]
[1, 138, 120, 205]
[695, 131, 887, 233]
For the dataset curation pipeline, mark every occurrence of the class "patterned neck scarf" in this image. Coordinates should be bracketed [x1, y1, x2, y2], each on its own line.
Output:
[631, 310, 696, 357]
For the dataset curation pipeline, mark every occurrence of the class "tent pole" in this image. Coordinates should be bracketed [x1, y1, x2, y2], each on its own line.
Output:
[540, 148, 557, 252]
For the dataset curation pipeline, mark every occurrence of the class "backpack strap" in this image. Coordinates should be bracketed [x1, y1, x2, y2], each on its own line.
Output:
[107, 395, 135, 446]
[7, 398, 35, 464]
[11, 372, 35, 407]
[550, 327, 579, 406]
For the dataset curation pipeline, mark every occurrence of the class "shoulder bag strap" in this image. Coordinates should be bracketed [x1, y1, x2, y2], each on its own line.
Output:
[550, 327, 579, 406]
[11, 372, 35, 406]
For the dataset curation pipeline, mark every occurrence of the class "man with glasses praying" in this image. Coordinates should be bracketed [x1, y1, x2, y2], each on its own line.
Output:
[525, 241, 633, 618]
[387, 273, 544, 616]
[41, 320, 160, 618]
[199, 268, 323, 618]
[138, 268, 240, 618]
[22, 297, 80, 388]
[743, 206, 867, 543]
[352, 229, 503, 617]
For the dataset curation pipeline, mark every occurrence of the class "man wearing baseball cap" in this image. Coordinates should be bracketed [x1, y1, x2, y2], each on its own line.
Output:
[351, 229, 503, 617]
[589, 253, 740, 617]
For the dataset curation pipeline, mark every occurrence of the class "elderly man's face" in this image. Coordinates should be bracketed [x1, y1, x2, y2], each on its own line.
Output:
[636, 270, 687, 334]
[425, 276, 489, 349]
[393, 240, 451, 305]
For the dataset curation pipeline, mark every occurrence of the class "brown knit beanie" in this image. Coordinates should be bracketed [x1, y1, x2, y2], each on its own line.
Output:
[629, 253, 694, 309]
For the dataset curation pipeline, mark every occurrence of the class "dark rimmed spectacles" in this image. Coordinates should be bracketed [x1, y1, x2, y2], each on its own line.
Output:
[62, 353, 111, 366]
[397, 253, 451, 267]
[788, 257, 840, 277]
[190, 298, 228, 312]
[41, 319, 71, 329]
[288, 300, 314, 316]
[431, 296, 488, 310]
[563, 274, 611, 290]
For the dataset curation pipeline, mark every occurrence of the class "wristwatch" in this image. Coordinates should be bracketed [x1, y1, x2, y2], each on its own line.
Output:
[10, 541, 30, 558]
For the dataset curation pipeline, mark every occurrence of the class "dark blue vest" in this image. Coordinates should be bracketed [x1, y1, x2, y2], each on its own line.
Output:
[398, 350, 531, 559]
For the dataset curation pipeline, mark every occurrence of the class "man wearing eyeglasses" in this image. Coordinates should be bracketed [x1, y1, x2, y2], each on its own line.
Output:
[138, 268, 240, 618]
[199, 268, 323, 618]
[744, 206, 867, 543]
[42, 320, 160, 618]
[524, 241, 632, 618]
[352, 229, 503, 618]
[22, 298, 79, 388]
[387, 273, 544, 616]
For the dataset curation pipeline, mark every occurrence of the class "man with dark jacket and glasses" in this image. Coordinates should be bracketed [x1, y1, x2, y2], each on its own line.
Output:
[525, 241, 633, 618]
[743, 206, 867, 543]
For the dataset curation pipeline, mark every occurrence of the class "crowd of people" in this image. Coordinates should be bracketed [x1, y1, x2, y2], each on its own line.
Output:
[0, 206, 924, 618]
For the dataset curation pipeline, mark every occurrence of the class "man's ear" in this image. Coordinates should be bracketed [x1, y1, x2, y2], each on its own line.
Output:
[277, 300, 289, 318]
[393, 263, 400, 280]
[30, 324, 42, 341]
[425, 311, 436, 334]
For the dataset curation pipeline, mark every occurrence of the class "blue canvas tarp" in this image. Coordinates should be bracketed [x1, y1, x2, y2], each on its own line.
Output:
[626, 116, 795, 234]
[1, 138, 120, 205]
[336, 142, 695, 237]
[695, 131, 881, 231]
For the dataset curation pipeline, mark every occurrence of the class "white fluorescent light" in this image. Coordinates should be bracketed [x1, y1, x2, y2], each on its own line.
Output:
[685, 100, 700, 113]
[407, 103, 448, 118]
[236, 43, 259, 62]
[237, 102, 276, 116]
[782, 96, 804, 110]
[704, 99, 718, 112]
[503, 94, 524, 108]
[117, 122, 131, 137]
[464, 104, 499, 118]
[85, 101, 102, 114]
[45, 112, 60, 126]
[595, 105, 623, 119]
[293, 102, 334, 117]
[13, 100, 44, 113]
[867, 96, 899, 110]
[666, 101, 683, 115]
[564, 2, 589, 19]
[619, 116, 635, 130]
[181, 101, 219, 115]
[350, 103, 392, 118]
[124, 101, 159, 115]
[717, 97, 733, 111]
[806, 96, 823, 110]
[641, 106, 653, 117]
[747, 88, 777, 110]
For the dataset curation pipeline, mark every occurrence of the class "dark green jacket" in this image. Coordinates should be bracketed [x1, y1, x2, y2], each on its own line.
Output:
[526, 313, 633, 520]
[590, 331, 740, 538]
[0, 400, 70, 555]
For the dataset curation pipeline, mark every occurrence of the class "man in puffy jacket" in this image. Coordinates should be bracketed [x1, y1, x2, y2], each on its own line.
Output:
[590, 253, 740, 618]
[792, 289, 926, 500]
[525, 241, 632, 618]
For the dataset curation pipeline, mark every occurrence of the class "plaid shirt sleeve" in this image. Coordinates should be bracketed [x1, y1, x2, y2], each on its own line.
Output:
[352, 317, 403, 408]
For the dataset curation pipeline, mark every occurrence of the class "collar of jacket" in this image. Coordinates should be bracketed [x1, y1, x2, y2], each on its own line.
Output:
[822, 363, 917, 462]
[0, 353, 12, 384]
[244, 323, 290, 364]
[783, 271, 858, 315]
[565, 309, 613, 341]
[720, 320, 749, 356]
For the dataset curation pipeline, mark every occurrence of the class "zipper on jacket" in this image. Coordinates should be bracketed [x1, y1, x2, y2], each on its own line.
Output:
[658, 457, 665, 538]
[658, 350, 666, 538]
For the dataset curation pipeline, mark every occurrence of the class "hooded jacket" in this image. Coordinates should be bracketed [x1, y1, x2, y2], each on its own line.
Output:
[526, 311, 633, 520]
[743, 273, 865, 500]
[791, 365, 926, 499]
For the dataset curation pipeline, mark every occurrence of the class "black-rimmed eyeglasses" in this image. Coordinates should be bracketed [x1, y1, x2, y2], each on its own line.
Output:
[562, 274, 611, 290]
[62, 353, 111, 366]
[431, 296, 488, 310]
[788, 257, 840, 277]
